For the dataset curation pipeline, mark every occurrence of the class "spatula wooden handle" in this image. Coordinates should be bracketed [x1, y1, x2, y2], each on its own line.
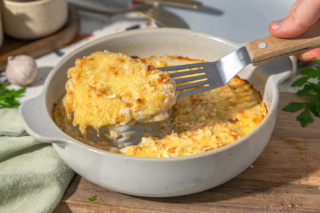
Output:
[246, 19, 320, 66]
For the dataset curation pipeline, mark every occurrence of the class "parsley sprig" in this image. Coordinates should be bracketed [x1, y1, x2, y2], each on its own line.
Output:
[283, 60, 320, 127]
[0, 80, 25, 108]
[88, 195, 97, 201]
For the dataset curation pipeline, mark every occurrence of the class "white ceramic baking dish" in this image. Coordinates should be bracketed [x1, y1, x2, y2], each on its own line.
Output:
[19, 28, 296, 197]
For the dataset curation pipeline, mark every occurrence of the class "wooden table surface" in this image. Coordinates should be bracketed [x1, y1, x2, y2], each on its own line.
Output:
[54, 93, 320, 213]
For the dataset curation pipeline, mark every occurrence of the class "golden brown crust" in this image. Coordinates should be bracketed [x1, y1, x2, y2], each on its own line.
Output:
[121, 57, 267, 157]
[53, 55, 267, 158]
[63, 51, 177, 135]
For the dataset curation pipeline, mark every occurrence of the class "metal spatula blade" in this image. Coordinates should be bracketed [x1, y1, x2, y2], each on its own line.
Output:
[158, 19, 320, 98]
[158, 47, 251, 98]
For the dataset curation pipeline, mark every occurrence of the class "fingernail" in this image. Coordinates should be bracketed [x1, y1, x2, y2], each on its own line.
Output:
[271, 20, 282, 30]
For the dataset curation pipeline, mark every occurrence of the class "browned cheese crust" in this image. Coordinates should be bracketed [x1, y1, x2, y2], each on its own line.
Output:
[53, 55, 267, 157]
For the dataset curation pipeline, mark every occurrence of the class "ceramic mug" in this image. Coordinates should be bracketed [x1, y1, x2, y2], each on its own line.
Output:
[2, 0, 68, 40]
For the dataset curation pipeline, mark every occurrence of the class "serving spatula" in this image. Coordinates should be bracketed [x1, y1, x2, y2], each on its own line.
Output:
[158, 20, 320, 98]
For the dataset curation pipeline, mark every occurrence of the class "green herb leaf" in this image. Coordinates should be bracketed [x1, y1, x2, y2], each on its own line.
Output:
[0, 80, 8, 91]
[283, 60, 320, 127]
[309, 95, 320, 117]
[0, 81, 26, 108]
[291, 76, 310, 87]
[308, 69, 320, 78]
[314, 60, 320, 66]
[299, 67, 315, 76]
[88, 195, 97, 201]
[283, 102, 306, 112]
[296, 84, 315, 96]
[297, 106, 314, 127]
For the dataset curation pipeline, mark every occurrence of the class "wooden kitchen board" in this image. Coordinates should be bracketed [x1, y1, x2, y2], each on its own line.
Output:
[54, 92, 320, 213]
[0, 5, 79, 72]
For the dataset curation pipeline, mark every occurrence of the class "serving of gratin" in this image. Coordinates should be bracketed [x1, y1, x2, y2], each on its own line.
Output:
[53, 53, 267, 158]
[63, 51, 177, 136]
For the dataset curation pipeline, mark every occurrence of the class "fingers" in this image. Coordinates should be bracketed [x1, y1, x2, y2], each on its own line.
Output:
[269, 0, 320, 61]
[295, 48, 320, 61]
[269, 0, 320, 38]
[286, 0, 301, 17]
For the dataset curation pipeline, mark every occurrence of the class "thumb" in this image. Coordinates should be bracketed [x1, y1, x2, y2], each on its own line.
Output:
[269, 0, 320, 38]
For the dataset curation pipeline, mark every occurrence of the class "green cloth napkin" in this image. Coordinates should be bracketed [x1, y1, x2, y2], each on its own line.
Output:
[0, 108, 74, 213]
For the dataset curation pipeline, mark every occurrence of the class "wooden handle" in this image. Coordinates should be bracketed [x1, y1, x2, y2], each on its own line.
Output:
[246, 19, 320, 66]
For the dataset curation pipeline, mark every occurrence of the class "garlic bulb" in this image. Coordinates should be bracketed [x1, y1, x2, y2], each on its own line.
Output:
[6, 55, 38, 86]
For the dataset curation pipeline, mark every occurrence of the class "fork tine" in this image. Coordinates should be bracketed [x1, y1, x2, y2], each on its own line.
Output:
[177, 86, 213, 98]
[174, 74, 207, 84]
[169, 69, 205, 78]
[140, 10, 172, 27]
[149, 6, 189, 28]
[155, 7, 189, 28]
[158, 63, 207, 72]
[158, 10, 187, 28]
[176, 80, 209, 91]
[142, 7, 181, 28]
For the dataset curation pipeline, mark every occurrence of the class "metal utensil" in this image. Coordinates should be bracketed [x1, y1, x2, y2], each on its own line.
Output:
[134, 0, 202, 8]
[68, 0, 188, 28]
[159, 19, 320, 98]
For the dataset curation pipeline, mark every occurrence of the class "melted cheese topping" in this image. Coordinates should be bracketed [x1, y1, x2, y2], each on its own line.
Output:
[63, 51, 177, 135]
[54, 56, 267, 158]
[120, 57, 266, 157]
[121, 75, 266, 157]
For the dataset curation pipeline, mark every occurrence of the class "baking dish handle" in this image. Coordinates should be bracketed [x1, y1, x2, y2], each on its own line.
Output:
[261, 56, 297, 84]
[19, 93, 66, 143]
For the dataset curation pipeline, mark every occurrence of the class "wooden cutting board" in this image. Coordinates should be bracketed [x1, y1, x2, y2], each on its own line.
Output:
[0, 5, 79, 72]
[54, 92, 320, 213]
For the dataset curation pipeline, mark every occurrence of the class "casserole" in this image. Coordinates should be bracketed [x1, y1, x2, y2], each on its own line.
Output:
[62, 51, 178, 135]
[53, 55, 267, 157]
[19, 28, 296, 197]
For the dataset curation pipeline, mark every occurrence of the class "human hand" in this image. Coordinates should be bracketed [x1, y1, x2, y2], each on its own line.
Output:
[269, 0, 320, 61]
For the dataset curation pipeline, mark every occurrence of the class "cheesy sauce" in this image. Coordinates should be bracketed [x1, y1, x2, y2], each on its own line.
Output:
[54, 55, 267, 157]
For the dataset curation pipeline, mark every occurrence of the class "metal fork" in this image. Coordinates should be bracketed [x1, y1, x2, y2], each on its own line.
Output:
[135, 0, 202, 9]
[159, 18, 320, 99]
[68, 1, 188, 28]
